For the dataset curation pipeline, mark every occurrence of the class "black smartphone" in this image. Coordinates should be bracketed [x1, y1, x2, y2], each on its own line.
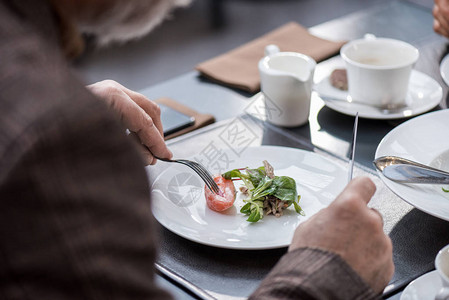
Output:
[160, 104, 195, 136]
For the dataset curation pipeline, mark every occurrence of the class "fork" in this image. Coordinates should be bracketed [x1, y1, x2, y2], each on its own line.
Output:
[155, 156, 220, 194]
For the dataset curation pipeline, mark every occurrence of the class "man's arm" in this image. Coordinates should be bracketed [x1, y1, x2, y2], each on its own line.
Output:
[0, 89, 173, 300]
[250, 177, 394, 300]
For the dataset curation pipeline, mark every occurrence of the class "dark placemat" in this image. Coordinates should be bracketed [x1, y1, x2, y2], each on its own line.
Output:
[148, 115, 449, 299]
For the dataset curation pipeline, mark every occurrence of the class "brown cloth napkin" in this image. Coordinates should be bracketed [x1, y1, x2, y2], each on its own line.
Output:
[155, 97, 215, 140]
[196, 22, 346, 93]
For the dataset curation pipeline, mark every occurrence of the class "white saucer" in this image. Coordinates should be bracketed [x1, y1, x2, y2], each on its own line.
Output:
[314, 69, 442, 120]
[400, 271, 442, 300]
[440, 53, 449, 86]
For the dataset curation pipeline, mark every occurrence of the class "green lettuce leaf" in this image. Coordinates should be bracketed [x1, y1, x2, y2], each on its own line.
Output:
[224, 162, 304, 223]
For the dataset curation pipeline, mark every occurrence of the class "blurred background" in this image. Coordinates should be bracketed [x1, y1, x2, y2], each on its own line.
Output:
[72, 0, 433, 91]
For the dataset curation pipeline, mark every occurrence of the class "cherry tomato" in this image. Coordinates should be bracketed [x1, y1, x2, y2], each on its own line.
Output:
[204, 175, 236, 212]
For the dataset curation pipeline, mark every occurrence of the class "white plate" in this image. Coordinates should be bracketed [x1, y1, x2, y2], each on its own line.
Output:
[400, 271, 441, 300]
[314, 69, 442, 120]
[440, 53, 449, 87]
[151, 146, 347, 249]
[375, 109, 449, 221]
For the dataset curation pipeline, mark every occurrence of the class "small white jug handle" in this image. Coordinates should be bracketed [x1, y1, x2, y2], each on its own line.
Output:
[264, 44, 280, 56]
[436, 287, 449, 300]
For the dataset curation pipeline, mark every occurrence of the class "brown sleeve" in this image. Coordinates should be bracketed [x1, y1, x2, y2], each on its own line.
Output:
[249, 248, 381, 300]
[0, 93, 174, 300]
[0, 1, 173, 296]
[0, 26, 173, 298]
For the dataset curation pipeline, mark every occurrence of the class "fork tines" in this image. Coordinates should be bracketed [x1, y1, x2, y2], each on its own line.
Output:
[178, 160, 220, 194]
[155, 156, 220, 194]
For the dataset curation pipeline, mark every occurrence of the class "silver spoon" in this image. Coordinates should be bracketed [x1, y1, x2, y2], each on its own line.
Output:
[319, 95, 411, 115]
[373, 156, 449, 184]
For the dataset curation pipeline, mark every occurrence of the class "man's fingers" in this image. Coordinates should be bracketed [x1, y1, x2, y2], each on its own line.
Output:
[94, 80, 165, 138]
[120, 85, 164, 138]
[136, 121, 173, 161]
[87, 80, 172, 162]
[434, 4, 449, 37]
[342, 178, 384, 230]
[369, 207, 384, 228]
[136, 137, 157, 165]
[338, 177, 376, 205]
[435, 18, 449, 38]
[129, 133, 161, 165]
[111, 91, 172, 161]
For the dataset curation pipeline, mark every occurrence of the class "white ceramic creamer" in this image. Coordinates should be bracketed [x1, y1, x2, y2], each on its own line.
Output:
[258, 45, 316, 127]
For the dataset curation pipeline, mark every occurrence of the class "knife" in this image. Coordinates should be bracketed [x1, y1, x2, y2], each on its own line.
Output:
[348, 112, 359, 182]
[373, 156, 449, 184]
[381, 165, 449, 184]
[155, 263, 216, 300]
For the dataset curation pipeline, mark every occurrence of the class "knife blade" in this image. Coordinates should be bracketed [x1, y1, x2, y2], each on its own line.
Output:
[373, 155, 449, 184]
[348, 112, 359, 182]
[381, 164, 449, 184]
